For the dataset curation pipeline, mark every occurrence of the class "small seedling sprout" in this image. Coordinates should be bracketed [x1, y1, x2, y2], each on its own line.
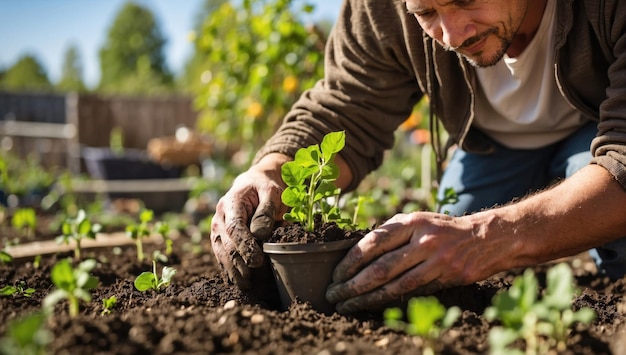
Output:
[11, 208, 37, 239]
[155, 221, 172, 256]
[0, 250, 13, 264]
[0, 281, 35, 298]
[384, 296, 461, 355]
[101, 296, 118, 315]
[485, 263, 595, 354]
[126, 209, 154, 262]
[0, 311, 52, 355]
[43, 258, 99, 318]
[56, 209, 102, 260]
[134, 260, 176, 292]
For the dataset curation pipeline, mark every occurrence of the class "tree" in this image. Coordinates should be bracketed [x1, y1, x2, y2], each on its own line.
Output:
[98, 1, 172, 95]
[0, 54, 52, 92]
[56, 44, 87, 93]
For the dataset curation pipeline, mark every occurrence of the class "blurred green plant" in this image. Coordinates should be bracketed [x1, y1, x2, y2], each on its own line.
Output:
[192, 0, 326, 161]
[56, 44, 87, 93]
[43, 258, 99, 318]
[55, 209, 102, 260]
[385, 296, 461, 355]
[0, 54, 53, 92]
[0, 311, 51, 355]
[11, 208, 37, 239]
[485, 263, 595, 355]
[0, 150, 56, 202]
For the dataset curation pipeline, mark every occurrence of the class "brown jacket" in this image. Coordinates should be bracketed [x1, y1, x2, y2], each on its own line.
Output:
[255, 0, 626, 192]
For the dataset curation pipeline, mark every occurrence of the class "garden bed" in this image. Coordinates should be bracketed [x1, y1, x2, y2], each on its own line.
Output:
[1, 214, 625, 354]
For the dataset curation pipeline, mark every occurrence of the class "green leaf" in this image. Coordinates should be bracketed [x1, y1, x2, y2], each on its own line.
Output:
[0, 250, 13, 263]
[50, 259, 75, 291]
[281, 186, 306, 207]
[406, 296, 445, 336]
[161, 266, 177, 285]
[543, 263, 575, 310]
[0, 285, 17, 296]
[134, 272, 157, 292]
[320, 130, 345, 162]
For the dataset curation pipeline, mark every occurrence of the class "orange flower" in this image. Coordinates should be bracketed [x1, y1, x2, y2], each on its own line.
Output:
[282, 76, 298, 93]
[399, 111, 422, 131]
[246, 102, 263, 119]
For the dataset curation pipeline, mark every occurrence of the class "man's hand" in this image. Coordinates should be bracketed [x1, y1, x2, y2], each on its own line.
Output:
[325, 212, 502, 314]
[210, 154, 290, 289]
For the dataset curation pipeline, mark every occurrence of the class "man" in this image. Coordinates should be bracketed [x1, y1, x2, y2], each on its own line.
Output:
[210, 0, 626, 314]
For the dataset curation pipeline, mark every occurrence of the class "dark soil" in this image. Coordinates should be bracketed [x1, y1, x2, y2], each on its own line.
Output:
[1, 215, 625, 354]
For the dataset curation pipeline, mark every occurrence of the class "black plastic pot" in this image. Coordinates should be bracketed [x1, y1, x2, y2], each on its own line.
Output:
[263, 238, 359, 315]
[81, 147, 183, 180]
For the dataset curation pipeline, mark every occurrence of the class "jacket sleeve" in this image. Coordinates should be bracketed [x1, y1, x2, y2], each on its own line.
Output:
[253, 0, 423, 191]
[590, 0, 626, 189]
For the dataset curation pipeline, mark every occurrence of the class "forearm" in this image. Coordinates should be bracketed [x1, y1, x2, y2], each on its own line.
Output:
[466, 164, 626, 275]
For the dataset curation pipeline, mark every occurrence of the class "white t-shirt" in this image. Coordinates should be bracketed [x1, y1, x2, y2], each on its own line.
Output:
[473, 0, 587, 149]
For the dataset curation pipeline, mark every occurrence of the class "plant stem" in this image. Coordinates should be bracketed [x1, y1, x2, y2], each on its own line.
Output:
[136, 239, 144, 262]
[69, 296, 79, 318]
[75, 240, 81, 260]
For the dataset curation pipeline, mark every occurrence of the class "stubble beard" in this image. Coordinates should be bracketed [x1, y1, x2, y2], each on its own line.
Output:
[442, 27, 513, 68]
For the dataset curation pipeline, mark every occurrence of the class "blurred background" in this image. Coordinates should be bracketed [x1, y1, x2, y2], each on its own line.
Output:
[0, 0, 437, 229]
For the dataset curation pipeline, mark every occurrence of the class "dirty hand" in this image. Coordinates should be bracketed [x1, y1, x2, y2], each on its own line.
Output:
[210, 153, 290, 289]
[326, 211, 493, 314]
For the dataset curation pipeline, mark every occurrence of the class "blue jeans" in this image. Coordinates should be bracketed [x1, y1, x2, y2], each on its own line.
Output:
[437, 121, 626, 279]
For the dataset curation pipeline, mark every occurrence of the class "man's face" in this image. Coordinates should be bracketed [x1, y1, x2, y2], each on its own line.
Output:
[406, 0, 529, 67]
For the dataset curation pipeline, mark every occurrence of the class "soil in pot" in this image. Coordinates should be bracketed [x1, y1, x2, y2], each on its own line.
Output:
[263, 220, 367, 314]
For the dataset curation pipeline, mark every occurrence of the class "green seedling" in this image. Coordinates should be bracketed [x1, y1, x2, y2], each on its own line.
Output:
[435, 187, 459, 214]
[134, 260, 176, 292]
[1, 281, 35, 297]
[281, 131, 355, 231]
[155, 221, 172, 256]
[485, 263, 595, 355]
[101, 295, 118, 315]
[0, 311, 52, 355]
[56, 209, 102, 260]
[11, 208, 37, 239]
[43, 258, 99, 318]
[126, 209, 154, 262]
[0, 250, 13, 264]
[384, 296, 461, 355]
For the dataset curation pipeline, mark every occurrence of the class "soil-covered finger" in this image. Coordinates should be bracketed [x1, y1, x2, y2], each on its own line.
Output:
[226, 221, 264, 268]
[250, 201, 277, 241]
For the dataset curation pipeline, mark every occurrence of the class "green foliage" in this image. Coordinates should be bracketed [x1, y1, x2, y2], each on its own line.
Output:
[55, 209, 102, 260]
[192, 0, 326, 158]
[0, 54, 52, 92]
[155, 221, 172, 256]
[11, 208, 37, 239]
[126, 209, 154, 262]
[43, 258, 99, 318]
[485, 263, 596, 355]
[0, 281, 35, 298]
[55, 44, 87, 93]
[0, 150, 56, 198]
[134, 260, 176, 292]
[384, 296, 461, 355]
[0, 250, 13, 264]
[0, 312, 52, 355]
[101, 296, 118, 316]
[98, 2, 172, 94]
[281, 131, 354, 231]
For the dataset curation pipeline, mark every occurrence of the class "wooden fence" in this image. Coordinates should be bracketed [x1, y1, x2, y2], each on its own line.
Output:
[0, 91, 199, 174]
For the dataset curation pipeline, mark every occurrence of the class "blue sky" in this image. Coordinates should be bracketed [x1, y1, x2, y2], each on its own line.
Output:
[0, 0, 341, 88]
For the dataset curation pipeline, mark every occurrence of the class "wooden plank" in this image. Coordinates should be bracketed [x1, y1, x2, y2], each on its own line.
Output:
[5, 232, 164, 260]
[0, 121, 76, 139]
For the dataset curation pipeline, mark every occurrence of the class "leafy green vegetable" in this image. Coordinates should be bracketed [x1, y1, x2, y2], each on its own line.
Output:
[280, 131, 355, 231]
[134, 260, 176, 292]
[43, 258, 99, 318]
